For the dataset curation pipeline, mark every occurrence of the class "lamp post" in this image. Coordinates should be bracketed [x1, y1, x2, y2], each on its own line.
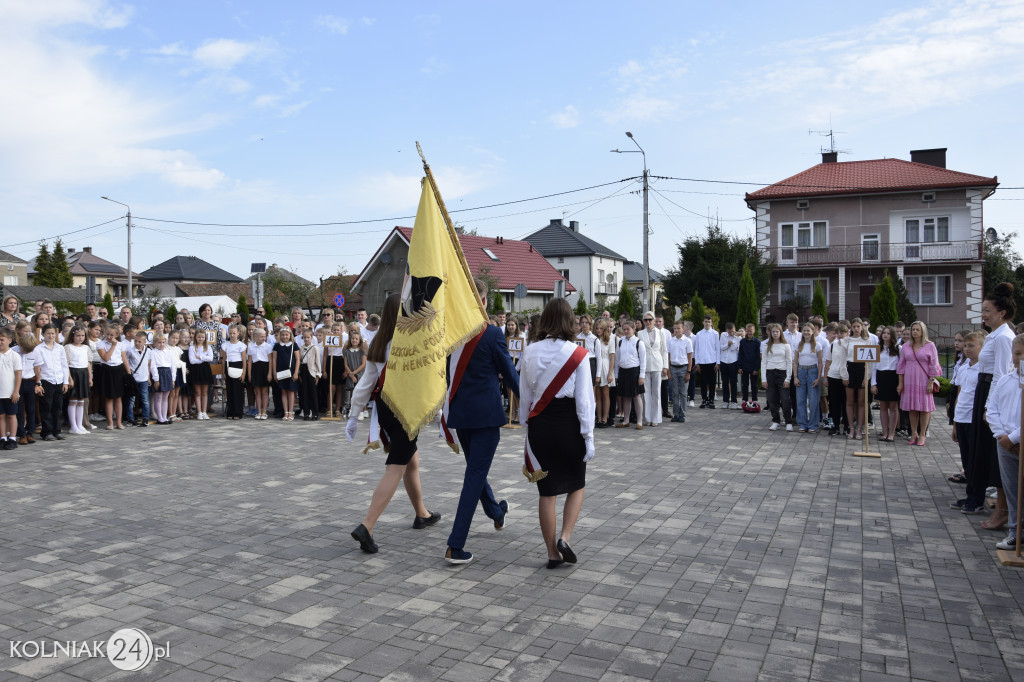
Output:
[101, 196, 133, 310]
[612, 132, 650, 312]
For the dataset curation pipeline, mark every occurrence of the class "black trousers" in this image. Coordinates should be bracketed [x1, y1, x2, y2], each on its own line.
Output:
[765, 369, 792, 424]
[225, 362, 244, 418]
[827, 377, 847, 429]
[299, 366, 319, 416]
[687, 369, 697, 401]
[272, 381, 284, 417]
[740, 370, 758, 402]
[720, 362, 738, 404]
[39, 381, 63, 437]
[661, 375, 670, 415]
[698, 363, 717, 403]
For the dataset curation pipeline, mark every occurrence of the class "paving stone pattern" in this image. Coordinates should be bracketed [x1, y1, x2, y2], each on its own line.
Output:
[1, 407, 1023, 681]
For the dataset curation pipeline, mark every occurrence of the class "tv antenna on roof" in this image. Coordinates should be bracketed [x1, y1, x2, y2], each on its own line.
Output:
[809, 119, 851, 156]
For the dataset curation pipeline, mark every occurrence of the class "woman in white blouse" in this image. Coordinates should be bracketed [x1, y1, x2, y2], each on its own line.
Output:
[518, 299, 595, 569]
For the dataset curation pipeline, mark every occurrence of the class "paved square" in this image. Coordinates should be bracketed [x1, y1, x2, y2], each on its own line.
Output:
[1, 405, 1023, 680]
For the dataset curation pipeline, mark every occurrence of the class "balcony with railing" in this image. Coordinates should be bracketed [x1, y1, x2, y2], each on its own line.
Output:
[772, 240, 982, 267]
[594, 281, 619, 295]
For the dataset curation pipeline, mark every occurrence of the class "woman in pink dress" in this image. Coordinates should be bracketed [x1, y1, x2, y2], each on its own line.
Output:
[896, 321, 942, 446]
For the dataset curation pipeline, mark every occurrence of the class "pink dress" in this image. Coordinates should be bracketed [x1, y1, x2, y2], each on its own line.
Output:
[896, 342, 942, 412]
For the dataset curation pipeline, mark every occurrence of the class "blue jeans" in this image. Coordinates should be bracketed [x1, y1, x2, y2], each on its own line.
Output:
[670, 366, 688, 421]
[448, 427, 503, 550]
[795, 367, 820, 431]
[129, 381, 150, 421]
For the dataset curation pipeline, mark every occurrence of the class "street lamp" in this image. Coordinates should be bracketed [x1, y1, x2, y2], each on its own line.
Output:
[101, 196, 133, 310]
[611, 132, 650, 312]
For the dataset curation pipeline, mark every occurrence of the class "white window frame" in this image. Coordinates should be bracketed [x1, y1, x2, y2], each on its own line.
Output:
[780, 221, 828, 249]
[906, 274, 952, 306]
[861, 233, 880, 263]
[779, 278, 828, 304]
[904, 216, 950, 244]
[4, 275, 17, 286]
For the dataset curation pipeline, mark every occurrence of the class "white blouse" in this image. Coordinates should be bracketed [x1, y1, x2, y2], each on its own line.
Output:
[517, 338, 595, 439]
[248, 341, 272, 363]
[222, 341, 247, 363]
[65, 344, 90, 369]
[977, 323, 1015, 380]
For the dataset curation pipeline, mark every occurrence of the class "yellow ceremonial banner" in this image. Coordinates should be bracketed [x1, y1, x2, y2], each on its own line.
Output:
[381, 170, 487, 438]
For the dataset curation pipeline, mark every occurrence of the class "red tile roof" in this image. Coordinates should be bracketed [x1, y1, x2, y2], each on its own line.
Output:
[357, 227, 573, 293]
[745, 158, 997, 201]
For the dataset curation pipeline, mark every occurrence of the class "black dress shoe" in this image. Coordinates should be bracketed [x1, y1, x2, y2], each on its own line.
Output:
[43, 435, 56, 441]
[54, 434, 66, 440]
[546, 558, 565, 569]
[494, 500, 508, 530]
[351, 524, 378, 553]
[412, 511, 441, 529]
[556, 539, 577, 564]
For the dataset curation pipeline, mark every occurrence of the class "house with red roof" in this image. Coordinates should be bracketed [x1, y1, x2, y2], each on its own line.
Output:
[352, 227, 574, 315]
[745, 148, 998, 327]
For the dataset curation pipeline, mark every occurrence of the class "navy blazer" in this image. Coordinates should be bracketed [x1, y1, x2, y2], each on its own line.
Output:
[447, 324, 520, 429]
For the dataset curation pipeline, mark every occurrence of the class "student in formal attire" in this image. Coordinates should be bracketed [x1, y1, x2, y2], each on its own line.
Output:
[362, 314, 380, 346]
[682, 320, 697, 407]
[518, 298, 594, 568]
[949, 330, 985, 514]
[35, 325, 69, 440]
[0, 329, 22, 449]
[840, 318, 872, 440]
[346, 294, 438, 554]
[719, 322, 740, 409]
[737, 323, 760, 404]
[165, 329, 184, 422]
[125, 331, 154, 427]
[614, 320, 645, 430]
[63, 326, 91, 435]
[637, 312, 668, 426]
[792, 324, 822, 433]
[593, 319, 616, 428]
[189, 330, 214, 420]
[149, 333, 174, 425]
[14, 331, 40, 444]
[442, 279, 519, 565]
[222, 325, 248, 420]
[824, 323, 848, 435]
[989, 333, 1024, 551]
[297, 329, 322, 420]
[870, 327, 901, 442]
[577, 316, 598, 383]
[342, 327, 366, 419]
[667, 321, 693, 423]
[693, 315, 720, 408]
[271, 327, 300, 422]
[896, 321, 942, 446]
[761, 323, 793, 431]
[247, 328, 272, 420]
[96, 325, 129, 430]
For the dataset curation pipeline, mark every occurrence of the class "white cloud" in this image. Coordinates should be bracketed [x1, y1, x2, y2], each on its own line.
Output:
[549, 105, 580, 129]
[348, 166, 493, 212]
[252, 94, 281, 108]
[604, 53, 689, 124]
[0, 3, 227, 190]
[315, 14, 349, 35]
[192, 38, 260, 70]
[0, 0, 132, 32]
[279, 100, 312, 118]
[152, 42, 188, 57]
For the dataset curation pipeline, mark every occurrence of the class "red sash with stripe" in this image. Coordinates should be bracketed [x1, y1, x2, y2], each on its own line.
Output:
[440, 329, 485, 453]
[523, 343, 588, 482]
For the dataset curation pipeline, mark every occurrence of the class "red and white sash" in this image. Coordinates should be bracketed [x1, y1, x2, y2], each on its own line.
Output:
[522, 341, 588, 483]
[439, 330, 485, 453]
[365, 365, 390, 454]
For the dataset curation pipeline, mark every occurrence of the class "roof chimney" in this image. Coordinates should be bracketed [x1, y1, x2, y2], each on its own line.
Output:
[910, 148, 947, 168]
[821, 151, 838, 163]
[569, 221, 580, 232]
[83, 247, 92, 254]
[549, 218, 563, 227]
[67, 248, 75, 253]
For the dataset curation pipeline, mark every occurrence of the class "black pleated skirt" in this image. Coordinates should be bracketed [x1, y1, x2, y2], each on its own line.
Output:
[375, 397, 418, 465]
[251, 360, 269, 387]
[68, 367, 90, 399]
[528, 397, 586, 496]
[99, 364, 124, 399]
[875, 369, 899, 402]
[190, 361, 213, 385]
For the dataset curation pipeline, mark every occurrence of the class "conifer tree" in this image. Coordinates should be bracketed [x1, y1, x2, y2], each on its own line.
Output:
[166, 304, 178, 323]
[236, 294, 249, 322]
[48, 239, 74, 288]
[101, 292, 115, 319]
[688, 292, 706, 328]
[491, 291, 504, 315]
[615, 282, 635, 320]
[575, 294, 588, 316]
[811, 280, 828, 323]
[869, 273, 898, 329]
[33, 241, 52, 286]
[735, 264, 759, 329]
[892, 276, 917, 325]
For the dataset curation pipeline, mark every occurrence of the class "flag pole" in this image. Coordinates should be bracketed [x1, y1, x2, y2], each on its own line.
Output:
[416, 142, 488, 321]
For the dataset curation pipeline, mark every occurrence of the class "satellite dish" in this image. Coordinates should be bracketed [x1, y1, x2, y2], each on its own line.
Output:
[606, 274, 615, 283]
[985, 227, 998, 243]
[380, 253, 393, 265]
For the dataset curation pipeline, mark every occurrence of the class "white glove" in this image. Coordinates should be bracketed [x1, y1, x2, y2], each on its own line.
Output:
[583, 437, 595, 463]
[345, 416, 359, 442]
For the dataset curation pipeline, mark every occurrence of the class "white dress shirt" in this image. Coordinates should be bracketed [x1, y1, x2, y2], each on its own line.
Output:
[977, 323, 1015, 380]
[987, 371, 1022, 444]
[870, 346, 900, 385]
[248, 341, 272, 363]
[0, 349, 23, 397]
[615, 335, 646, 375]
[667, 335, 693, 367]
[518, 338, 595, 441]
[693, 328, 721, 365]
[719, 332, 740, 364]
[36, 342, 69, 384]
[953, 361, 980, 424]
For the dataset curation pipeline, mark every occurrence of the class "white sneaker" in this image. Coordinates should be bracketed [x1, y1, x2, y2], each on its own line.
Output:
[786, 423, 794, 432]
[769, 423, 779, 431]
[997, 535, 1017, 551]
[358, 411, 365, 421]
[90, 413, 103, 421]
[688, 400, 695, 407]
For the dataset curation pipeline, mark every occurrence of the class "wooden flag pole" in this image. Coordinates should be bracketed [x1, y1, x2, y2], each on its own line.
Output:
[853, 344, 882, 458]
[997, 370, 1024, 567]
[321, 335, 342, 421]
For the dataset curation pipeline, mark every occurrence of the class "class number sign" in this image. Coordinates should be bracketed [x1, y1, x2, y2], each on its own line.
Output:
[507, 337, 524, 353]
[324, 335, 342, 347]
[853, 345, 881, 363]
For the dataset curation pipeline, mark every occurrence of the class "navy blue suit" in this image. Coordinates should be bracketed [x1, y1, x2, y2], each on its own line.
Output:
[447, 324, 519, 550]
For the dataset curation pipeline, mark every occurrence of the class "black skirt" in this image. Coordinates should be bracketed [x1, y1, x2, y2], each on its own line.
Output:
[970, 376, 1001, 488]
[99, 364, 124, 399]
[529, 397, 586, 496]
[68, 367, 90, 399]
[190, 360, 213, 385]
[329, 355, 346, 384]
[156, 367, 173, 392]
[375, 397, 418, 466]
[875, 369, 899, 402]
[617, 366, 643, 397]
[846, 362, 866, 388]
[251, 360, 269, 387]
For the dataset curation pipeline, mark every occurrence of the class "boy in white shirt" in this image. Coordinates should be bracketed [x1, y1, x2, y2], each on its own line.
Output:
[126, 331, 155, 426]
[0, 329, 22, 449]
[667, 322, 693, 423]
[693, 316, 720, 408]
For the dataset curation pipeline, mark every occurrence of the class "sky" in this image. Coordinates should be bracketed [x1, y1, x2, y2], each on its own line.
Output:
[2, 0, 1024, 289]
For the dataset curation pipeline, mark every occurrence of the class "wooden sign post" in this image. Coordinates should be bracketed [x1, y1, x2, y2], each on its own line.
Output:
[997, 360, 1024, 567]
[502, 336, 524, 429]
[852, 344, 882, 458]
[322, 334, 343, 421]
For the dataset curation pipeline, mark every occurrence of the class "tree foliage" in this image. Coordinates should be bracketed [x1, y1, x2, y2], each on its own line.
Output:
[662, 222, 773, 325]
[687, 291, 706, 328]
[811, 280, 828, 323]
[615, 281, 635, 319]
[892, 276, 917, 325]
[101, 292, 115, 319]
[166, 304, 178, 323]
[33, 242, 52, 286]
[133, 287, 176, 319]
[868, 273, 898, 329]
[984, 231, 1024, 322]
[574, 295, 588, 316]
[237, 294, 250, 322]
[735, 263, 759, 329]
[48, 240, 74, 288]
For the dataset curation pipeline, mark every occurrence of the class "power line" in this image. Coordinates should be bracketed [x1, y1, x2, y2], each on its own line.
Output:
[134, 225, 372, 258]
[650, 187, 753, 223]
[3, 217, 125, 248]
